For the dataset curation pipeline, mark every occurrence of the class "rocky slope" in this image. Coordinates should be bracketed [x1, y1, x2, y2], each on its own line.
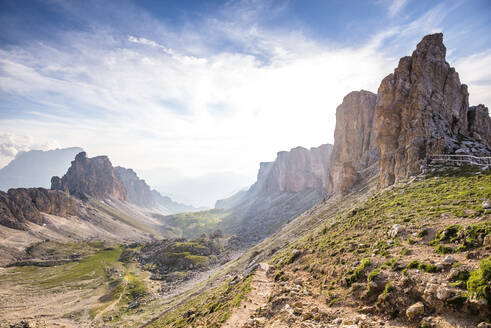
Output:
[376, 33, 491, 188]
[115, 166, 198, 214]
[0, 147, 83, 192]
[0, 188, 77, 230]
[328, 90, 378, 195]
[51, 151, 127, 201]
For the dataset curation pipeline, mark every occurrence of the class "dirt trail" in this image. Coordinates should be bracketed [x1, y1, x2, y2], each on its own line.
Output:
[222, 263, 273, 328]
[92, 281, 127, 325]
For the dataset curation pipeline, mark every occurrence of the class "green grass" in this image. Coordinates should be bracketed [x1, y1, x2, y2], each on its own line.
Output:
[5, 246, 123, 289]
[146, 275, 253, 328]
[467, 256, 491, 302]
[153, 209, 226, 239]
[346, 258, 370, 286]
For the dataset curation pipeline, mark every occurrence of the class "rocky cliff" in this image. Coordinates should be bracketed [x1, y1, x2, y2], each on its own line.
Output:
[328, 90, 378, 194]
[114, 166, 155, 208]
[217, 144, 333, 243]
[51, 152, 127, 201]
[376, 33, 491, 188]
[0, 188, 77, 230]
[468, 104, 491, 148]
[258, 144, 333, 194]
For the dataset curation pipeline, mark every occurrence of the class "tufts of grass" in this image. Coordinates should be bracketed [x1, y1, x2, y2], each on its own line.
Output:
[467, 256, 491, 302]
[345, 258, 371, 287]
[435, 244, 453, 254]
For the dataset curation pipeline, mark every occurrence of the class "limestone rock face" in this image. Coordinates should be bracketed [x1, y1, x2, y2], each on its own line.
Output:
[217, 144, 333, 244]
[375, 33, 490, 188]
[114, 167, 155, 208]
[468, 104, 491, 148]
[0, 188, 77, 230]
[329, 90, 378, 194]
[261, 144, 333, 194]
[51, 152, 127, 201]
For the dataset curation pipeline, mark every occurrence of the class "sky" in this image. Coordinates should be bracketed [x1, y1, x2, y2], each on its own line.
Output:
[1, 0, 491, 207]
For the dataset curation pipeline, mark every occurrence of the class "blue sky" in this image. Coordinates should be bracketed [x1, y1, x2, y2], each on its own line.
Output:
[1, 0, 490, 206]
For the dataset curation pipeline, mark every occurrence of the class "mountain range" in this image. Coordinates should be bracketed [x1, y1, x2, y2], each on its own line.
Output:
[1, 33, 490, 328]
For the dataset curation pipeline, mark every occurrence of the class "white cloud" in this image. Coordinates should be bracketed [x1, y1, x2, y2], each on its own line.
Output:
[388, 0, 409, 17]
[0, 133, 61, 167]
[454, 49, 491, 107]
[0, 1, 489, 205]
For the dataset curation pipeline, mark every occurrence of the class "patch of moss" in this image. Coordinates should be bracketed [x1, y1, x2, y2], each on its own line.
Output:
[345, 258, 370, 286]
[467, 256, 491, 302]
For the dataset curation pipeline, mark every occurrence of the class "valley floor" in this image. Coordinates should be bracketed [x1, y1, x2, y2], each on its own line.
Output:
[1, 166, 490, 328]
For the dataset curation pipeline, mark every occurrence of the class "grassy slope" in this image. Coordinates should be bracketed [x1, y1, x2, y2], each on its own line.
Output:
[153, 209, 226, 239]
[267, 167, 490, 323]
[145, 167, 490, 326]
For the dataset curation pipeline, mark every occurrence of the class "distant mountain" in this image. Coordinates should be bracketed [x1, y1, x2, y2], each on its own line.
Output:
[216, 144, 334, 243]
[114, 166, 199, 214]
[0, 147, 83, 191]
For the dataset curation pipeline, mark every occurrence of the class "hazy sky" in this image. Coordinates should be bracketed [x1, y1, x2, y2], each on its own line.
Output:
[1, 0, 491, 206]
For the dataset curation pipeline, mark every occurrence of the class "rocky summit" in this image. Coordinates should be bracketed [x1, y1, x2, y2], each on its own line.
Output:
[51, 151, 128, 201]
[376, 33, 491, 188]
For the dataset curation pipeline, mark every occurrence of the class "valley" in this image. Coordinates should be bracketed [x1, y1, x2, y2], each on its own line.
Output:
[0, 31, 490, 328]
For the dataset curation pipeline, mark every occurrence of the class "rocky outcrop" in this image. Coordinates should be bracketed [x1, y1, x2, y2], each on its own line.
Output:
[0, 188, 77, 230]
[114, 167, 155, 208]
[376, 33, 491, 188]
[468, 104, 491, 148]
[329, 90, 378, 194]
[51, 152, 127, 201]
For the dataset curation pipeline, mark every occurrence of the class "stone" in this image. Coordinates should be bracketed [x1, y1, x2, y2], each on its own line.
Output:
[436, 286, 453, 300]
[406, 301, 425, 321]
[291, 249, 302, 261]
[328, 90, 378, 194]
[388, 224, 404, 238]
[443, 255, 455, 265]
[483, 200, 491, 209]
